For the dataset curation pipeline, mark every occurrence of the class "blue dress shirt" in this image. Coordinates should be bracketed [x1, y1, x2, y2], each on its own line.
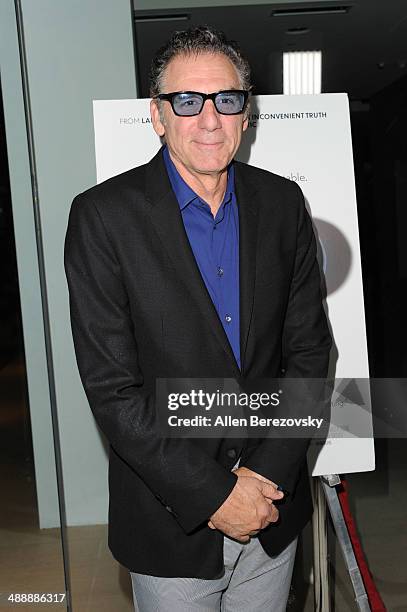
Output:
[163, 146, 241, 369]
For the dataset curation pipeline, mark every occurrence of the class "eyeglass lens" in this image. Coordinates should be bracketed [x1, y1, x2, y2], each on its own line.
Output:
[172, 92, 245, 116]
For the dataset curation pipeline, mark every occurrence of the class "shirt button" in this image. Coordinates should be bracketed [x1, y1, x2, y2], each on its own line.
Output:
[227, 449, 237, 459]
[225, 315, 232, 323]
[217, 267, 224, 277]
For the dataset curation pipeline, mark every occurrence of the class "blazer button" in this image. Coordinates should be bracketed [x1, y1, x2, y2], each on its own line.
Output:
[227, 448, 237, 459]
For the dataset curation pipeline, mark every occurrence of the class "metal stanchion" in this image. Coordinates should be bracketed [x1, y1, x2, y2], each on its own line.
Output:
[313, 476, 370, 612]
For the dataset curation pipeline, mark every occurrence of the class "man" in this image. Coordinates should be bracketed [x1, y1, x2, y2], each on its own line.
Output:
[65, 26, 331, 611]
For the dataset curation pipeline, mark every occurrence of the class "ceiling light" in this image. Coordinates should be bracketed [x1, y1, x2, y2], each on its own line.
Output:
[285, 27, 311, 35]
[134, 14, 190, 23]
[272, 5, 353, 17]
[283, 51, 322, 95]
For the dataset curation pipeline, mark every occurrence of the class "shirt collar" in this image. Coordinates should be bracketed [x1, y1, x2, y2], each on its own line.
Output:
[163, 145, 235, 211]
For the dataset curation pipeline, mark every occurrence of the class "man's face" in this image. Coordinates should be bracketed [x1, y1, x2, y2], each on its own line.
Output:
[150, 52, 248, 179]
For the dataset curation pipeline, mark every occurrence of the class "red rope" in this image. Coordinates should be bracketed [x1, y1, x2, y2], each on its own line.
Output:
[337, 477, 387, 611]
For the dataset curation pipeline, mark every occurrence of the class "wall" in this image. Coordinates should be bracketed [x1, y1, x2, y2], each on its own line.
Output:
[1, 0, 137, 526]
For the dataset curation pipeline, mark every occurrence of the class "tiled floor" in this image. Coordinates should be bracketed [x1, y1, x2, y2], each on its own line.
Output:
[1, 358, 406, 611]
[67, 525, 133, 612]
[0, 360, 66, 611]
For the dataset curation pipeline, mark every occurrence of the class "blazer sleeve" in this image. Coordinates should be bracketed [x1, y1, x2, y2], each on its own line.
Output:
[243, 183, 332, 493]
[64, 194, 237, 534]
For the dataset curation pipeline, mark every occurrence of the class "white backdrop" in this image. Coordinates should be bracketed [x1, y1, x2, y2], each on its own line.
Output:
[93, 93, 374, 475]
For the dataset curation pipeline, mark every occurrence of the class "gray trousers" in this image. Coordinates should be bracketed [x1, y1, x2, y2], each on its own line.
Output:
[131, 458, 297, 611]
[131, 534, 297, 611]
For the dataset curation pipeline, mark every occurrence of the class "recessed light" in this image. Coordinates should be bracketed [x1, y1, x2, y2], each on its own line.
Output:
[283, 51, 322, 95]
[272, 5, 353, 17]
[134, 14, 190, 23]
[286, 27, 311, 35]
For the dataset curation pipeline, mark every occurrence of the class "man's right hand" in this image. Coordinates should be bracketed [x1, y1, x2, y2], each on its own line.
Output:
[208, 475, 284, 542]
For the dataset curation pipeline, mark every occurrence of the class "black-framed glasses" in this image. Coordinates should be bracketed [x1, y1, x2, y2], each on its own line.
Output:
[154, 90, 250, 117]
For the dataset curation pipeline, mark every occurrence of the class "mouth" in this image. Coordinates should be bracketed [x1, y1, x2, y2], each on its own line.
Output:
[193, 141, 223, 148]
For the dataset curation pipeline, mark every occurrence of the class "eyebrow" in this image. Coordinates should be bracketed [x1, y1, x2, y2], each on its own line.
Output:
[170, 86, 242, 93]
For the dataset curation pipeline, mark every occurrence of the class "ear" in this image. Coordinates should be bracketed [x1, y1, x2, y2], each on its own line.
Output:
[150, 99, 165, 137]
[242, 115, 249, 132]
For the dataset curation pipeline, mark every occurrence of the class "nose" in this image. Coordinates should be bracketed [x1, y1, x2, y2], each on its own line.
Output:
[197, 99, 222, 131]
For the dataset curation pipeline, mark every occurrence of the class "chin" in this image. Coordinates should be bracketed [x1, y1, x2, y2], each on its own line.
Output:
[194, 157, 229, 173]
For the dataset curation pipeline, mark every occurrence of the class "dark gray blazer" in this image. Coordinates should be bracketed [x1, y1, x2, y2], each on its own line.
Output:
[64, 147, 331, 578]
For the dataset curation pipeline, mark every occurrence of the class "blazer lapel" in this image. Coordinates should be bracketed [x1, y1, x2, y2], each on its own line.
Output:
[234, 163, 259, 374]
[145, 149, 241, 375]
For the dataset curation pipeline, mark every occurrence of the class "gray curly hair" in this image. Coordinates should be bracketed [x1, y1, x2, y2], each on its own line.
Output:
[149, 25, 252, 98]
